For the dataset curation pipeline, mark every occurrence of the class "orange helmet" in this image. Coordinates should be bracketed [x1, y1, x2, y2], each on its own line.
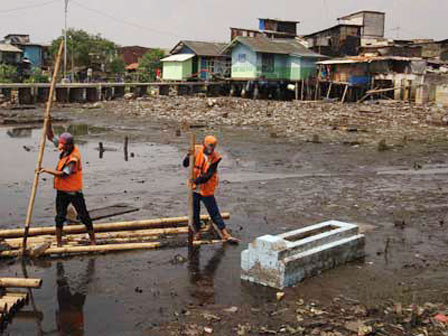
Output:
[203, 135, 218, 147]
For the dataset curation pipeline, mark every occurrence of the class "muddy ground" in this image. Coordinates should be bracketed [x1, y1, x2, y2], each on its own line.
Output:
[1, 97, 448, 335]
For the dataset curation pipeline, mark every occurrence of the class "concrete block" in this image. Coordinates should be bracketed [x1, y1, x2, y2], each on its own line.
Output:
[241, 220, 365, 289]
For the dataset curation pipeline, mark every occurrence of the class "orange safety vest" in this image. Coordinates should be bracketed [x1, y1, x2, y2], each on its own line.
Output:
[54, 146, 83, 192]
[193, 145, 221, 197]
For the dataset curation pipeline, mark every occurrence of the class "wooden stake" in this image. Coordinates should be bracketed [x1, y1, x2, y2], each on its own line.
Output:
[341, 84, 349, 103]
[22, 41, 64, 256]
[124, 136, 129, 161]
[300, 79, 304, 100]
[188, 133, 196, 248]
[326, 82, 333, 99]
[295, 81, 299, 100]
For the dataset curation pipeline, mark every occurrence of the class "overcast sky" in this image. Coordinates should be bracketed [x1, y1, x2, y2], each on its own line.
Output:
[1, 0, 447, 48]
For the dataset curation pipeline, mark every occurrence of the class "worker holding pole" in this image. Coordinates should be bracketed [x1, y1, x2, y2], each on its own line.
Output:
[183, 135, 238, 243]
[38, 121, 96, 247]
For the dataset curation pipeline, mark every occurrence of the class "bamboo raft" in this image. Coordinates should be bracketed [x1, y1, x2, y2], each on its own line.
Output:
[0, 277, 42, 330]
[0, 213, 230, 258]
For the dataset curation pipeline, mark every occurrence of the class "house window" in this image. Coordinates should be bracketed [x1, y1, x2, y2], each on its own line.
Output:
[205, 58, 215, 74]
[238, 54, 247, 63]
[262, 53, 274, 72]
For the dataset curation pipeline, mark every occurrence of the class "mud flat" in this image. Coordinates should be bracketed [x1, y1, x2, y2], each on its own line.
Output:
[1, 101, 448, 335]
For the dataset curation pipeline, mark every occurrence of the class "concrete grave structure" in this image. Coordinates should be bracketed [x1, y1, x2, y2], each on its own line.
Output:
[241, 220, 365, 289]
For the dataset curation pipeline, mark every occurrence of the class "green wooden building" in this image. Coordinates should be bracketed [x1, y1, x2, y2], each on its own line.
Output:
[223, 36, 325, 81]
[160, 54, 195, 81]
[161, 40, 230, 81]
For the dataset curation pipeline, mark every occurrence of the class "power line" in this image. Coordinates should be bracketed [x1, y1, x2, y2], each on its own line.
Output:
[71, 0, 188, 40]
[0, 0, 59, 14]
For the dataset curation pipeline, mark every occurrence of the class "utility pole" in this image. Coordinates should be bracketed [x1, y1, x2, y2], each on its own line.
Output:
[64, 0, 69, 80]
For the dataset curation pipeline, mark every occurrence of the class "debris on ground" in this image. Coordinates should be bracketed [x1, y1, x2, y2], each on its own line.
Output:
[147, 298, 448, 336]
[98, 96, 448, 147]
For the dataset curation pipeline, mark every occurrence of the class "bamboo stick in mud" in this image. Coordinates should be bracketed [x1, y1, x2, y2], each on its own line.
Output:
[22, 40, 65, 255]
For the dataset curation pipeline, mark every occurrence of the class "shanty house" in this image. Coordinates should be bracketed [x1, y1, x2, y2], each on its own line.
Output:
[3, 34, 48, 68]
[317, 56, 428, 102]
[160, 54, 194, 81]
[305, 11, 386, 57]
[223, 36, 325, 81]
[0, 43, 23, 65]
[162, 40, 230, 81]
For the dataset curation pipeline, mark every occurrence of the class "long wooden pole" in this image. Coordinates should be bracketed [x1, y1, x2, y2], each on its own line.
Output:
[22, 41, 64, 255]
[188, 133, 196, 248]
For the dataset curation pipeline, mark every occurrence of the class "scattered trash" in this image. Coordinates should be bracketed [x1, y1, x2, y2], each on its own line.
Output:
[276, 292, 285, 301]
[223, 306, 238, 313]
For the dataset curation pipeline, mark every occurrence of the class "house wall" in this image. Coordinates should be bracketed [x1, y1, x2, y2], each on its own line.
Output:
[0, 51, 21, 64]
[162, 59, 192, 80]
[307, 25, 361, 57]
[231, 44, 257, 79]
[256, 53, 290, 80]
[289, 56, 317, 80]
[23, 45, 43, 67]
[362, 12, 385, 37]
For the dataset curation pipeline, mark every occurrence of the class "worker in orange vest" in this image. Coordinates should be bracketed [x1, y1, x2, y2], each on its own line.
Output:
[39, 122, 96, 247]
[183, 135, 238, 243]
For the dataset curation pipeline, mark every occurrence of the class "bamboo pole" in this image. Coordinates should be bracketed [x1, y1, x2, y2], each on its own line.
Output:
[0, 278, 42, 289]
[0, 239, 225, 258]
[0, 213, 230, 239]
[22, 41, 64, 255]
[188, 133, 196, 248]
[6, 225, 214, 249]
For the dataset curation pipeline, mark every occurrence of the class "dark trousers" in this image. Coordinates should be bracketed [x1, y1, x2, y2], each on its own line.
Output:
[55, 191, 93, 230]
[193, 192, 226, 232]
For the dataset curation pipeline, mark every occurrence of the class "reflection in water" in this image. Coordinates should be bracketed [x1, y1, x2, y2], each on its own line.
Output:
[56, 259, 94, 336]
[6, 127, 33, 138]
[53, 124, 106, 138]
[188, 246, 226, 305]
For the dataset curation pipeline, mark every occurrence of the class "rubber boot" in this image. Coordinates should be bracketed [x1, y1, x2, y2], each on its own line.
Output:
[56, 227, 63, 247]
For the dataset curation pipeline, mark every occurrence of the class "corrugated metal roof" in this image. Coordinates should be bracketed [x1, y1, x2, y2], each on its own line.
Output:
[161, 54, 195, 62]
[228, 36, 325, 58]
[174, 41, 228, 57]
[0, 43, 23, 53]
[304, 24, 361, 38]
[317, 56, 424, 65]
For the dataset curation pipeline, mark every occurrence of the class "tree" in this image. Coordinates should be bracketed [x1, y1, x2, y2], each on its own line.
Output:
[138, 49, 165, 82]
[50, 29, 118, 73]
[23, 68, 49, 83]
[0, 64, 18, 83]
[109, 56, 126, 74]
